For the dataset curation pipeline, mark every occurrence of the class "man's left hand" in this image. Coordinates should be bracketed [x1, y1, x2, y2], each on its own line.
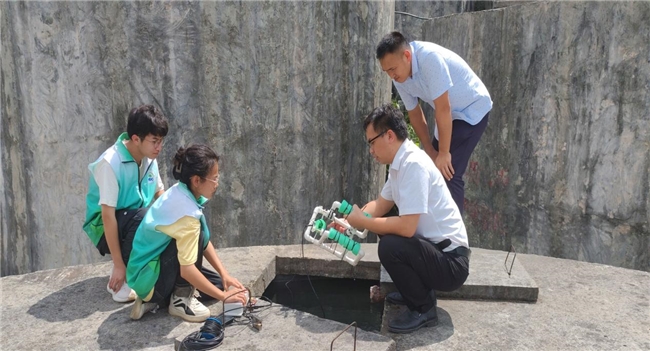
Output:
[435, 152, 454, 181]
[346, 204, 366, 229]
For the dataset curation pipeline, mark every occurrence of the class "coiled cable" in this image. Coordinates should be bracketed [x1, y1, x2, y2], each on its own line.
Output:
[178, 317, 224, 351]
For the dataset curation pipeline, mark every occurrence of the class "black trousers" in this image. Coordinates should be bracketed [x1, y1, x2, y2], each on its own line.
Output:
[96, 207, 148, 265]
[149, 232, 223, 306]
[378, 235, 469, 313]
[432, 112, 489, 214]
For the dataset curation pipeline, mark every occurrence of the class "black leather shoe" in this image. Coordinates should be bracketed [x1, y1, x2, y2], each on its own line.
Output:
[386, 291, 407, 305]
[386, 290, 436, 306]
[388, 306, 438, 334]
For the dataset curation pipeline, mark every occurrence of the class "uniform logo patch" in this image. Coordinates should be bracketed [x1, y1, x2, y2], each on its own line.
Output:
[147, 172, 154, 183]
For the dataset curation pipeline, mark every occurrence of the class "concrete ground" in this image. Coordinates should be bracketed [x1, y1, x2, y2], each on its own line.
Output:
[1, 244, 648, 350]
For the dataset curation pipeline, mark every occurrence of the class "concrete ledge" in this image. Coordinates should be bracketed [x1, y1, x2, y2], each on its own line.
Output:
[380, 248, 539, 303]
[277, 256, 380, 280]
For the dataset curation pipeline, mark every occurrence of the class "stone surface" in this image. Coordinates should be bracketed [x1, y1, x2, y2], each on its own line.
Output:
[394, 1, 475, 43]
[388, 254, 650, 351]
[380, 248, 539, 302]
[173, 308, 395, 351]
[393, 1, 531, 43]
[0, 0, 393, 276]
[419, 1, 650, 271]
[395, 1, 464, 41]
[1, 244, 648, 351]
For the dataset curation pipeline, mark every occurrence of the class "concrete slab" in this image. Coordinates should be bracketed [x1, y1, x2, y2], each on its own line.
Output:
[2, 244, 648, 351]
[0, 245, 395, 351]
[390, 255, 650, 351]
[380, 248, 539, 303]
[173, 307, 394, 351]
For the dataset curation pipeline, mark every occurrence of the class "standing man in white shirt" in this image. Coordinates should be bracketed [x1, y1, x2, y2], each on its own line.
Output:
[376, 31, 492, 214]
[346, 104, 470, 334]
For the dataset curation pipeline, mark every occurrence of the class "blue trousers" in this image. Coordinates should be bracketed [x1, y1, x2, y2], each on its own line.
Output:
[432, 113, 489, 214]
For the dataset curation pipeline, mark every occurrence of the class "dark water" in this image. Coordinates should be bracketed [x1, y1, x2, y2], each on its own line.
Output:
[262, 274, 384, 332]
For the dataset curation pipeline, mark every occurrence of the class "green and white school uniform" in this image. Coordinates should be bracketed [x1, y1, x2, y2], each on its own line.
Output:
[126, 182, 210, 301]
[83, 132, 162, 246]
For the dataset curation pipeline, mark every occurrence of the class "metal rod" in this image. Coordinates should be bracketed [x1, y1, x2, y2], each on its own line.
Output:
[504, 245, 517, 277]
[330, 321, 358, 351]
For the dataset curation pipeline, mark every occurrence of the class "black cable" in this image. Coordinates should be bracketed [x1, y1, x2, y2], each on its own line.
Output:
[218, 288, 250, 327]
[306, 274, 326, 318]
[226, 295, 276, 332]
[285, 274, 296, 304]
[301, 223, 311, 258]
[179, 295, 278, 350]
[394, 11, 433, 21]
[248, 295, 273, 312]
[301, 223, 326, 318]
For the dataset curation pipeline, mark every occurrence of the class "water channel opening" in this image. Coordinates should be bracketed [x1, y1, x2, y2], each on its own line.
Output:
[262, 274, 384, 332]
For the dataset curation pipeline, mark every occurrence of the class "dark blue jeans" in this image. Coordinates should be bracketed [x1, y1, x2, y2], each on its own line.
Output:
[432, 113, 489, 214]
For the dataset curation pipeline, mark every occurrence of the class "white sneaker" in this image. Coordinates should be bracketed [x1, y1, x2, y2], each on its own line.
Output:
[130, 297, 158, 320]
[107, 281, 137, 303]
[168, 286, 210, 323]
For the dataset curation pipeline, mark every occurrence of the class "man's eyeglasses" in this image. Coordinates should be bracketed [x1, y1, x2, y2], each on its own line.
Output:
[367, 131, 387, 146]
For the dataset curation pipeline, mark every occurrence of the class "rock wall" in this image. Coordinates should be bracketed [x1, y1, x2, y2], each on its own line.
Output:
[395, 0, 469, 41]
[394, 1, 504, 42]
[421, 1, 649, 270]
[1, 1, 394, 275]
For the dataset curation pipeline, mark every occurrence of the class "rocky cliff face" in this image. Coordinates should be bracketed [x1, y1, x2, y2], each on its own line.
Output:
[1, 1, 393, 275]
[3, 1, 647, 275]
[421, 1, 649, 270]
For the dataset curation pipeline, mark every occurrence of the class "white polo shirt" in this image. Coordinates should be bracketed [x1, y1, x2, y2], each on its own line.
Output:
[380, 139, 469, 251]
[92, 142, 164, 207]
[393, 41, 492, 139]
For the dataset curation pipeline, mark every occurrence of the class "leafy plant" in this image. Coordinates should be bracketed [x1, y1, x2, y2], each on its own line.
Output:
[391, 97, 420, 147]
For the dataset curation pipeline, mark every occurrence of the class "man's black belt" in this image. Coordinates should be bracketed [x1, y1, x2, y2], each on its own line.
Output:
[447, 246, 471, 259]
[434, 238, 471, 259]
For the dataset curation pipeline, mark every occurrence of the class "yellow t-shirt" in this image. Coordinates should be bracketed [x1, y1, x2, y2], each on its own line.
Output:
[156, 216, 201, 266]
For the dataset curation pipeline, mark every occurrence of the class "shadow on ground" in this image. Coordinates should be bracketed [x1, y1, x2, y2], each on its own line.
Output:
[267, 302, 454, 346]
[26, 275, 184, 350]
[28, 276, 118, 322]
[389, 306, 455, 350]
[96, 306, 183, 350]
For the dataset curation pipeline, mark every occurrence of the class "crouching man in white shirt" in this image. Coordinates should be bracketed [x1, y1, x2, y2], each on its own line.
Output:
[346, 103, 471, 334]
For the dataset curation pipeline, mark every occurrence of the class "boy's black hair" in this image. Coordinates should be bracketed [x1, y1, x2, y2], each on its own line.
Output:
[127, 104, 168, 140]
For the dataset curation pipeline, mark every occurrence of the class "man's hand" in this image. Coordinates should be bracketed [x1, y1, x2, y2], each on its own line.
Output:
[346, 204, 366, 229]
[435, 151, 454, 181]
[327, 218, 349, 233]
[109, 262, 126, 292]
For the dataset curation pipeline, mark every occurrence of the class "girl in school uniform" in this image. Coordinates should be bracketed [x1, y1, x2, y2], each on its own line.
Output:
[127, 144, 248, 322]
